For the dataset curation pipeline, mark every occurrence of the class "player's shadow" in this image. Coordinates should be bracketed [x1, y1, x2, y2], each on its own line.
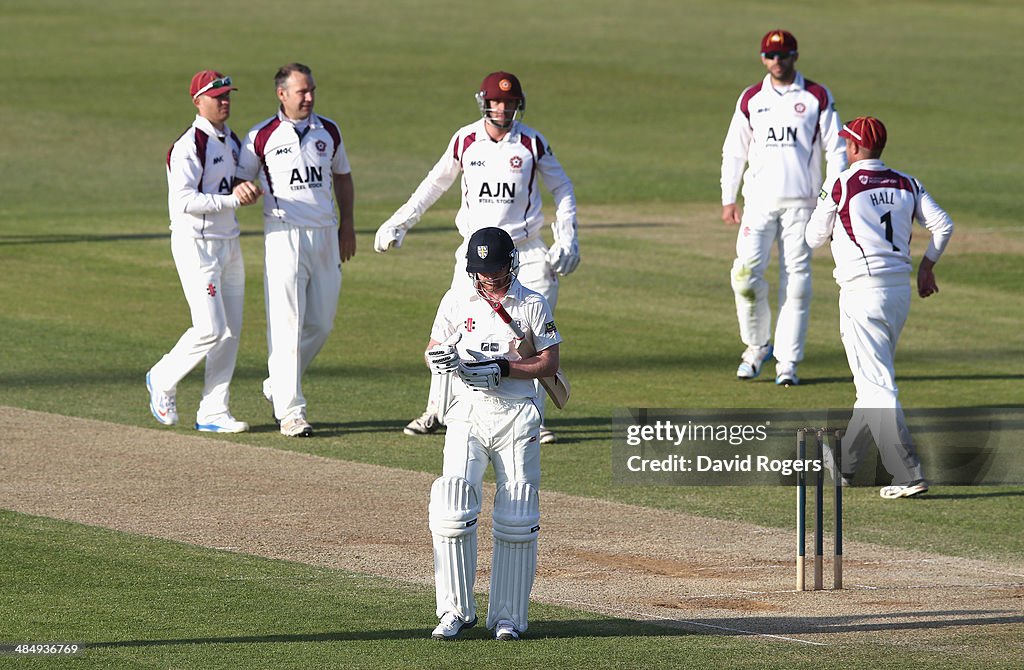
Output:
[284, 420, 411, 438]
[776, 373, 1024, 386]
[82, 607, 1024, 649]
[0, 231, 264, 246]
[916, 491, 1024, 500]
[255, 415, 614, 442]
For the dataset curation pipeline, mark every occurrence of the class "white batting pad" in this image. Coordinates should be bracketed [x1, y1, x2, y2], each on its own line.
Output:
[487, 481, 540, 631]
[429, 476, 480, 621]
[426, 372, 454, 425]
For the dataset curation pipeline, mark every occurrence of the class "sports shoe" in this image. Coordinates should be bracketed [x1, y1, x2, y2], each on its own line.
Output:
[494, 619, 521, 641]
[431, 612, 477, 640]
[195, 413, 250, 433]
[775, 362, 800, 386]
[736, 344, 773, 380]
[539, 427, 557, 444]
[146, 372, 178, 426]
[404, 411, 441, 436]
[880, 481, 929, 499]
[280, 412, 313, 438]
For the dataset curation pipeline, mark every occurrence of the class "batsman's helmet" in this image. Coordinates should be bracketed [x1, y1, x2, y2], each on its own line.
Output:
[839, 116, 887, 152]
[466, 227, 519, 295]
[475, 71, 526, 130]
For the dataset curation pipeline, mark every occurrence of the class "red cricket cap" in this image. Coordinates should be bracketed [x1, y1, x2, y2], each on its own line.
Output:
[839, 116, 888, 151]
[190, 70, 237, 99]
[761, 29, 798, 54]
[479, 71, 524, 101]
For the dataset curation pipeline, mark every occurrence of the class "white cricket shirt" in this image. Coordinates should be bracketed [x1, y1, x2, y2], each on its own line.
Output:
[806, 159, 954, 284]
[721, 72, 846, 209]
[393, 119, 577, 245]
[166, 115, 243, 239]
[431, 280, 562, 401]
[237, 110, 351, 228]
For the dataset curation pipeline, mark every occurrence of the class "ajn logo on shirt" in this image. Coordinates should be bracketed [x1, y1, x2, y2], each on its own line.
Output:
[290, 166, 323, 185]
[766, 127, 797, 142]
[479, 182, 515, 199]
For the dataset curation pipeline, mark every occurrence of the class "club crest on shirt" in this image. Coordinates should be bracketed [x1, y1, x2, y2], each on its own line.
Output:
[477, 245, 488, 259]
[509, 156, 523, 170]
[316, 139, 327, 155]
[794, 102, 806, 114]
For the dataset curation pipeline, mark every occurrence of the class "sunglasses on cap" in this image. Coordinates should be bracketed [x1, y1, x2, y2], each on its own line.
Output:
[192, 76, 232, 99]
[762, 51, 795, 60]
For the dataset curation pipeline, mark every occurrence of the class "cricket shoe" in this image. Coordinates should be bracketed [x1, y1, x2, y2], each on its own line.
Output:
[146, 372, 178, 426]
[494, 619, 521, 642]
[539, 426, 557, 444]
[736, 344, 773, 380]
[431, 612, 477, 640]
[880, 481, 929, 499]
[775, 362, 800, 386]
[280, 411, 314, 438]
[195, 413, 250, 433]
[404, 411, 441, 436]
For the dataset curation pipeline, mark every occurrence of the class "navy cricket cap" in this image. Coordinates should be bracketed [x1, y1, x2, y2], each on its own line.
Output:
[466, 227, 516, 273]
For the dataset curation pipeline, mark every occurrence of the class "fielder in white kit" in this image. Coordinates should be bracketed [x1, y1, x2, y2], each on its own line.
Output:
[805, 116, 954, 499]
[147, 70, 262, 433]
[374, 71, 578, 444]
[237, 63, 356, 437]
[721, 30, 847, 385]
[424, 227, 560, 641]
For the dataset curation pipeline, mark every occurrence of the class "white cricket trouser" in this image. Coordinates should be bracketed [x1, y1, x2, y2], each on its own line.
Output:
[263, 222, 341, 420]
[837, 274, 924, 484]
[433, 396, 542, 628]
[426, 237, 558, 421]
[149, 234, 244, 419]
[730, 206, 812, 365]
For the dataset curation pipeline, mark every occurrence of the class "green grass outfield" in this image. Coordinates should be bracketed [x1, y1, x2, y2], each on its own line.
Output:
[2, 0, 1023, 667]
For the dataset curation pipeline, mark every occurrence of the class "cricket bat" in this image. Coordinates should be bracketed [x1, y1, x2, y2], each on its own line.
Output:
[489, 301, 570, 409]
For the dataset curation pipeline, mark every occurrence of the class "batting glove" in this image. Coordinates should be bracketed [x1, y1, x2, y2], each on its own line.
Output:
[425, 332, 462, 375]
[546, 240, 580, 276]
[457, 357, 510, 391]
